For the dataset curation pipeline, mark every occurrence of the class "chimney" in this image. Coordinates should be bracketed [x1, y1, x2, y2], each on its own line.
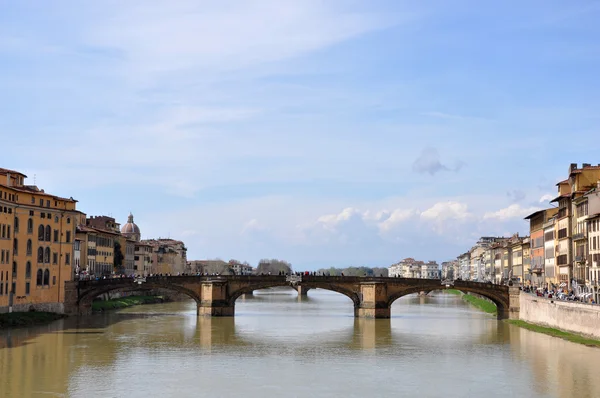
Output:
[570, 163, 578, 172]
[583, 163, 591, 168]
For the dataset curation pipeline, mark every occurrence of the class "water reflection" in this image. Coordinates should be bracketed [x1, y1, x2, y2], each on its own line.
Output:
[2, 291, 600, 398]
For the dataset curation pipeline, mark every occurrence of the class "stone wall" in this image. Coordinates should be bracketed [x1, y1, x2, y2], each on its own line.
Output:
[0, 302, 64, 314]
[519, 292, 600, 339]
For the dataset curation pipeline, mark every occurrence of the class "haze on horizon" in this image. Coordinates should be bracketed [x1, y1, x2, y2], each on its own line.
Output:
[1, 0, 598, 270]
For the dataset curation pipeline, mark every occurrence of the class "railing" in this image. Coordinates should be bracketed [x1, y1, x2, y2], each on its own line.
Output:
[575, 255, 585, 262]
[573, 232, 586, 241]
[542, 220, 555, 229]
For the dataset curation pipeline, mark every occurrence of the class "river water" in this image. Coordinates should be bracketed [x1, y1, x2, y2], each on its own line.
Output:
[1, 289, 599, 398]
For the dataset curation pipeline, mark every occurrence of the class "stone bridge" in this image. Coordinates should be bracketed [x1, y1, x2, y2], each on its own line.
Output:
[64, 276, 519, 319]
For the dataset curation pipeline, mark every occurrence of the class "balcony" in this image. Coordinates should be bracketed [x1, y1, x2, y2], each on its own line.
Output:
[542, 220, 555, 229]
[575, 255, 586, 262]
[573, 232, 587, 241]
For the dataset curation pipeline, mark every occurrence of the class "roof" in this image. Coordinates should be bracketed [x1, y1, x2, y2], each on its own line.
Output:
[7, 185, 78, 202]
[524, 209, 546, 220]
[76, 225, 121, 236]
[0, 168, 27, 177]
[556, 179, 569, 186]
[550, 193, 570, 203]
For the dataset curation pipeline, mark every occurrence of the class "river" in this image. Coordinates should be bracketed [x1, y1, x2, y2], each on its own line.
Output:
[1, 289, 599, 398]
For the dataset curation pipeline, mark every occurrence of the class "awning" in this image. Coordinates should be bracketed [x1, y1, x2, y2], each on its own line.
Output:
[559, 283, 567, 287]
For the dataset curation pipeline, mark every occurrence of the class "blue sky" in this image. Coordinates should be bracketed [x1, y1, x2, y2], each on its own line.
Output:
[1, 1, 599, 269]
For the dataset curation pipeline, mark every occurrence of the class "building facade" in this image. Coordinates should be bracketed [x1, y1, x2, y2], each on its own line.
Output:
[0, 168, 78, 313]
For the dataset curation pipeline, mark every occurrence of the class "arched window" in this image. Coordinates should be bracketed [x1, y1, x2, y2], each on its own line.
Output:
[27, 218, 33, 234]
[27, 239, 32, 256]
[44, 247, 50, 264]
[36, 269, 43, 286]
[26, 261, 31, 278]
[43, 269, 50, 286]
[13, 238, 18, 255]
[14, 217, 19, 233]
[45, 225, 51, 242]
[37, 247, 44, 263]
[38, 225, 45, 241]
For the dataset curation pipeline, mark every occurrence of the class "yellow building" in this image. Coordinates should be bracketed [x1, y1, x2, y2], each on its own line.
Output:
[0, 167, 78, 312]
[550, 163, 600, 289]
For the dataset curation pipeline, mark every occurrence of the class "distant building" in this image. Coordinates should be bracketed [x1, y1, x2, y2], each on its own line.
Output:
[230, 262, 253, 275]
[142, 239, 188, 275]
[388, 258, 438, 279]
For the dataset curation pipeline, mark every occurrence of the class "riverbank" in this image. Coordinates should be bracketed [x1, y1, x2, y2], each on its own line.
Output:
[92, 295, 165, 312]
[506, 319, 600, 348]
[0, 312, 65, 329]
[447, 289, 497, 314]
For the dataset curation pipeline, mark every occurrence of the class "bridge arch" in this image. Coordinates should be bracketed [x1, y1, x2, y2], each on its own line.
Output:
[76, 282, 202, 309]
[386, 286, 509, 314]
[228, 282, 360, 307]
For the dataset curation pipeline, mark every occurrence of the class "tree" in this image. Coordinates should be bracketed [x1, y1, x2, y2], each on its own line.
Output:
[255, 259, 293, 275]
[113, 241, 124, 274]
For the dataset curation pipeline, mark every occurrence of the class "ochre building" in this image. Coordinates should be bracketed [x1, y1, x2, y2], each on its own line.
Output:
[0, 168, 79, 313]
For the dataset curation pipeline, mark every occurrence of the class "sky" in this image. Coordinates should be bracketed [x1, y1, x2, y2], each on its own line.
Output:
[1, 0, 599, 270]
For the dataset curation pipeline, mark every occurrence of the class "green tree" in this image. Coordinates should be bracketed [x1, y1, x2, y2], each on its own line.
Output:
[114, 241, 124, 274]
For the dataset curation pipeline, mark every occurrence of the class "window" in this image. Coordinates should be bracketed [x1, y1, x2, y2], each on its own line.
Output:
[37, 247, 43, 263]
[13, 238, 18, 256]
[54, 216, 58, 223]
[36, 269, 43, 286]
[47, 213, 50, 218]
[67, 217, 71, 224]
[31, 197, 35, 204]
[26, 239, 32, 256]
[1, 224, 5, 238]
[27, 218, 33, 233]
[66, 231, 71, 243]
[38, 225, 45, 241]
[12, 261, 17, 278]
[52, 276, 56, 285]
[65, 253, 70, 265]
[52, 252, 58, 264]
[0, 283, 2, 295]
[11, 282, 15, 294]
[53, 230, 58, 242]
[46, 200, 50, 208]
[25, 262, 31, 278]
[6, 225, 9, 239]
[558, 228, 568, 239]
[41, 212, 45, 219]
[14, 217, 19, 233]
[25, 282, 30, 295]
[43, 269, 49, 286]
[44, 247, 50, 263]
[39, 199, 43, 206]
[45, 225, 51, 242]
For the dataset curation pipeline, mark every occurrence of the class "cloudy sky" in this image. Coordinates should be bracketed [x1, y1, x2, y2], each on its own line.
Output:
[1, 1, 599, 269]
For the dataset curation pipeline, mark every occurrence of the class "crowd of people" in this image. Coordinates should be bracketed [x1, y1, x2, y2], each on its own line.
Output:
[522, 285, 596, 304]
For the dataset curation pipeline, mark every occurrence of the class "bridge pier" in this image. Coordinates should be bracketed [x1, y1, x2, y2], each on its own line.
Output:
[356, 282, 391, 318]
[198, 281, 234, 317]
[295, 286, 311, 296]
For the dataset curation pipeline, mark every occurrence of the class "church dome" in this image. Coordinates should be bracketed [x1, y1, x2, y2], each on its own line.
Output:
[121, 213, 141, 241]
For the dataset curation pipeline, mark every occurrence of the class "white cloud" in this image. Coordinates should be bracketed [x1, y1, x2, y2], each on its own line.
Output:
[420, 201, 472, 221]
[539, 193, 554, 203]
[483, 204, 541, 221]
